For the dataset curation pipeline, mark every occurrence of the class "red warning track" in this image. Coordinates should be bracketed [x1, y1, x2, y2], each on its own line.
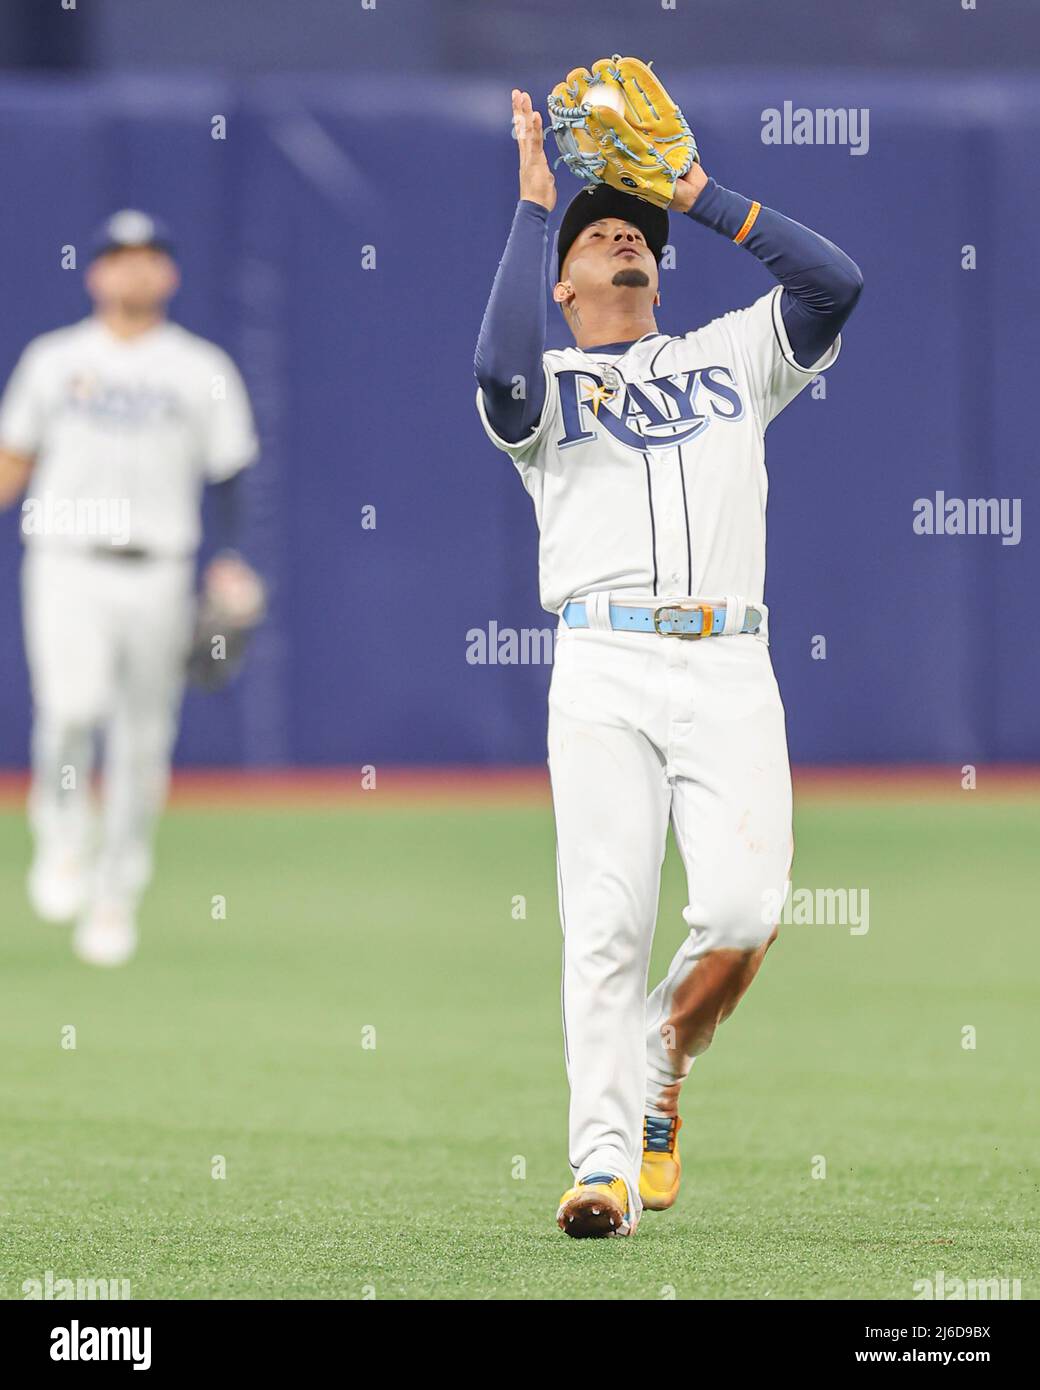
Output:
[0, 765, 1038, 809]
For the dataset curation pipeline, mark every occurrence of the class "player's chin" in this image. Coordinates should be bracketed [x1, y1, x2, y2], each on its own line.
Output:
[611, 267, 651, 289]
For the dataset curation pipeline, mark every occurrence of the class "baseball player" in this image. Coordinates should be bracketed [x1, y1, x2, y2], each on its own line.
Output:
[0, 210, 260, 966]
[474, 88, 862, 1237]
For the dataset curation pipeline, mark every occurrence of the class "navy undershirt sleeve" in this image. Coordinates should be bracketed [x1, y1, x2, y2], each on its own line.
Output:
[686, 178, 863, 367]
[207, 472, 242, 551]
[474, 200, 549, 444]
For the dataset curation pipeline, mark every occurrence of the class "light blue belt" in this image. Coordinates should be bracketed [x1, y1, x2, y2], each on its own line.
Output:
[561, 600, 762, 639]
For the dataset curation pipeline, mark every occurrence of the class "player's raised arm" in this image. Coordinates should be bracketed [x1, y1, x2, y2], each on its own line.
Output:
[673, 166, 864, 367]
[473, 90, 556, 445]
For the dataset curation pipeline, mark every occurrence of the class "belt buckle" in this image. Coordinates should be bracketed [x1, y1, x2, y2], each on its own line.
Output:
[652, 602, 714, 639]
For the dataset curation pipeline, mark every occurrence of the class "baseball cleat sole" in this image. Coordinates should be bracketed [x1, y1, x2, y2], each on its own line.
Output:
[556, 1188, 632, 1239]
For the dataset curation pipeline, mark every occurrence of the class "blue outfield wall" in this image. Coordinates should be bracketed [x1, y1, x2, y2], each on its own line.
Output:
[0, 70, 1036, 768]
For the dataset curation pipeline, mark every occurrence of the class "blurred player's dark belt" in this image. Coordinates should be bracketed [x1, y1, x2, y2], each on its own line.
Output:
[92, 545, 151, 560]
[90, 545, 191, 562]
[561, 600, 763, 639]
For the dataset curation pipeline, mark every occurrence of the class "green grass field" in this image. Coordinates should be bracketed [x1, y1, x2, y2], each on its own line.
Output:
[1, 791, 1037, 1300]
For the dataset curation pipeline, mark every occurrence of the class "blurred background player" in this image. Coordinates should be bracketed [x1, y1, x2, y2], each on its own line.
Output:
[0, 209, 260, 966]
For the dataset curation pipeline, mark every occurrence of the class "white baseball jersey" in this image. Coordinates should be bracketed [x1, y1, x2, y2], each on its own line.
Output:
[476, 285, 840, 614]
[0, 317, 258, 557]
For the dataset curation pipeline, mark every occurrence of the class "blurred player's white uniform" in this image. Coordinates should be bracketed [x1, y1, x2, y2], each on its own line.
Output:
[0, 315, 257, 959]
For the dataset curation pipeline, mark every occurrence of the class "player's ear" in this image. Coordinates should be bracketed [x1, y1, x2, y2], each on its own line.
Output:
[552, 280, 573, 307]
[654, 290, 661, 307]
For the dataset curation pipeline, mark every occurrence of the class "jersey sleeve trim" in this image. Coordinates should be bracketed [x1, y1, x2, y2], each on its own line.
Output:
[205, 442, 259, 484]
[769, 284, 841, 375]
[0, 341, 45, 455]
[475, 359, 556, 460]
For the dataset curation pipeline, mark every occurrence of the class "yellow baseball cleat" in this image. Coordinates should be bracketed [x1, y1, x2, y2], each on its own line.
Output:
[556, 1172, 634, 1238]
[639, 1115, 682, 1210]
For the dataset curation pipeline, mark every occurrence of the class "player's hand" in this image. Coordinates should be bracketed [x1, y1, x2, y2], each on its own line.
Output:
[671, 162, 709, 214]
[512, 89, 556, 212]
[203, 551, 265, 624]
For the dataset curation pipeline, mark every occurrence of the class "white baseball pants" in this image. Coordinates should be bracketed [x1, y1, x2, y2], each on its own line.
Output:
[22, 548, 195, 911]
[547, 614, 793, 1211]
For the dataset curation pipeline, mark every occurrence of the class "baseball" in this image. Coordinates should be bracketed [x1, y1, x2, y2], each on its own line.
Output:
[585, 83, 625, 117]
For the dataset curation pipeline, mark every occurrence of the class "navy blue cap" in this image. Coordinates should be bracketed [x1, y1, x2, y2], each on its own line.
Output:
[89, 209, 175, 261]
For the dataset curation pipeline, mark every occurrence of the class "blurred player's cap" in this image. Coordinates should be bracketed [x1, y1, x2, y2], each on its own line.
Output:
[557, 184, 668, 280]
[90, 209, 175, 261]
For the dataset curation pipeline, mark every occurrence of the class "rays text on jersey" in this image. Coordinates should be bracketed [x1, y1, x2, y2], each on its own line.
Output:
[555, 364, 744, 451]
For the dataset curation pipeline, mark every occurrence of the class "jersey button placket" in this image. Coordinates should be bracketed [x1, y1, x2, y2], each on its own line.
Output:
[654, 445, 691, 600]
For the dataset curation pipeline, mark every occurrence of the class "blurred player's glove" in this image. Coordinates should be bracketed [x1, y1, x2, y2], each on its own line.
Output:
[548, 56, 698, 210]
[187, 552, 266, 692]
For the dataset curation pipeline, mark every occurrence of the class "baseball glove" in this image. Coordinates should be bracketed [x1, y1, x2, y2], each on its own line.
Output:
[187, 553, 266, 693]
[548, 55, 698, 210]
